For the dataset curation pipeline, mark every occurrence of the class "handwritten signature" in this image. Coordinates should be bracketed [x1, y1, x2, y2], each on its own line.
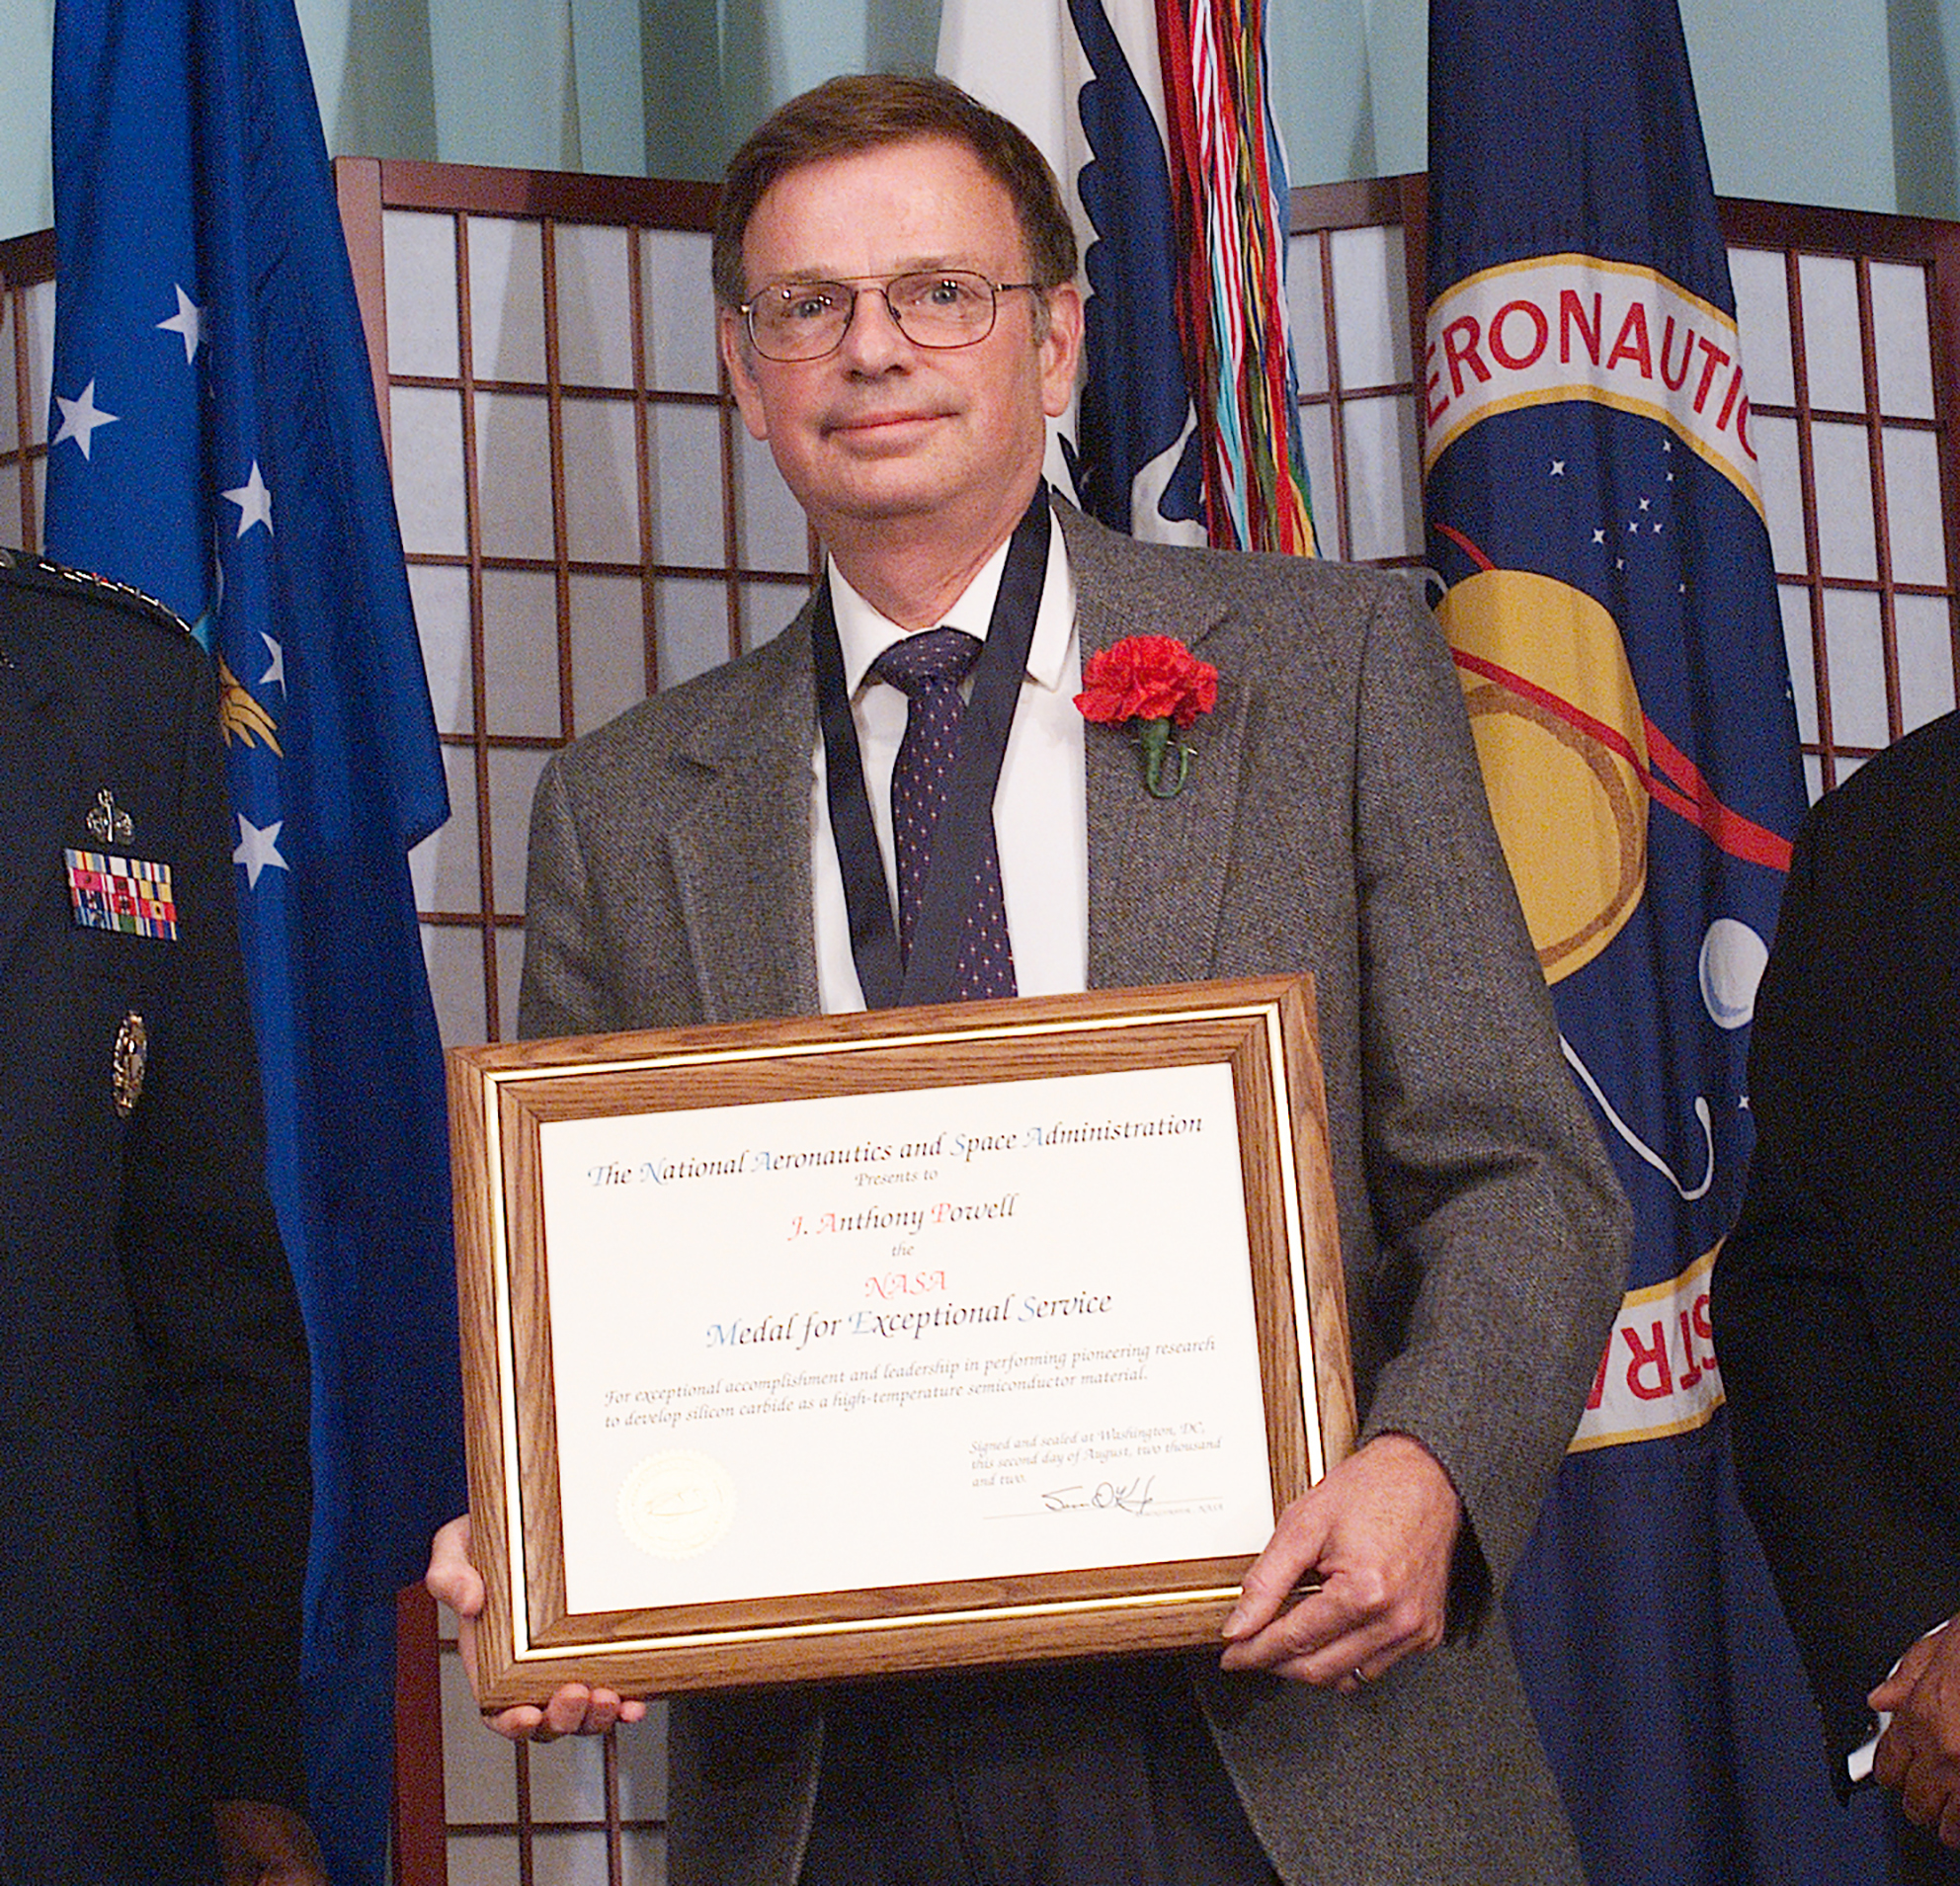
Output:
[1040, 1475, 1156, 1516]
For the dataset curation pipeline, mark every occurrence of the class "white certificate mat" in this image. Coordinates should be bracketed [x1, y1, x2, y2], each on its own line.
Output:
[449, 979, 1355, 1704]
[542, 1062, 1272, 1613]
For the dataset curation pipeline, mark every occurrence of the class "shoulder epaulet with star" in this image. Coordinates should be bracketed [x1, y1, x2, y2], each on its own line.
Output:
[0, 546, 195, 640]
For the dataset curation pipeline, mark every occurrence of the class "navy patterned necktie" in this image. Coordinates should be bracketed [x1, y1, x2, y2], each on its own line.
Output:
[871, 628, 1018, 1000]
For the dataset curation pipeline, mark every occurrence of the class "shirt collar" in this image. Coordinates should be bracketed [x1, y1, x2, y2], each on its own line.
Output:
[828, 520, 1077, 698]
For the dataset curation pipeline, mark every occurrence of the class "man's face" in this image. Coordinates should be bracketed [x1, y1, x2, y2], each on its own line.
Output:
[719, 136, 1082, 551]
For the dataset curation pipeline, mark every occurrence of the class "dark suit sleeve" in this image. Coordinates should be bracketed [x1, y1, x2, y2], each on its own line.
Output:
[115, 638, 312, 1809]
[1714, 784, 1960, 1775]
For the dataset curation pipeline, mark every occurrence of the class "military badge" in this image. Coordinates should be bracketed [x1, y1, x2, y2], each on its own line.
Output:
[87, 787, 134, 846]
[112, 1012, 147, 1117]
[65, 848, 179, 942]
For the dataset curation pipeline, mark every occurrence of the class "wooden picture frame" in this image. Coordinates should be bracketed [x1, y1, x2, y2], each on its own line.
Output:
[448, 975, 1353, 1706]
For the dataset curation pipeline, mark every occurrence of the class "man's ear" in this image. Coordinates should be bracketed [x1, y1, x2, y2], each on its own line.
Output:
[719, 309, 771, 443]
[1038, 282, 1085, 420]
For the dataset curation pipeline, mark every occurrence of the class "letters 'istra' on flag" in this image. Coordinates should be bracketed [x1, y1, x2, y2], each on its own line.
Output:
[45, 0, 465, 1879]
[1424, 2, 1885, 1881]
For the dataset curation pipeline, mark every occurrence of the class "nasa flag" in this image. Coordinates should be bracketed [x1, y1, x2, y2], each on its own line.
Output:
[1424, 1, 1887, 1881]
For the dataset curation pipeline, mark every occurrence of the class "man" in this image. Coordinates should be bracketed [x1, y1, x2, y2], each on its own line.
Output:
[0, 548, 323, 1884]
[1714, 710, 1960, 1882]
[430, 72, 1627, 1885]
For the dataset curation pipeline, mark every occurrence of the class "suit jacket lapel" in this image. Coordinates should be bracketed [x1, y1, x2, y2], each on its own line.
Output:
[663, 612, 822, 1023]
[658, 512, 1259, 1019]
[0, 642, 79, 973]
[1060, 505, 1250, 992]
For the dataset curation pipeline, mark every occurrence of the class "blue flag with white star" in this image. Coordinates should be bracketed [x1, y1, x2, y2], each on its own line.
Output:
[1423, 1, 1886, 1879]
[44, 0, 464, 1878]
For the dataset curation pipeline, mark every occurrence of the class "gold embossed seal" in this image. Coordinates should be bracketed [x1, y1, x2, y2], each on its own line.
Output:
[617, 1451, 736, 1560]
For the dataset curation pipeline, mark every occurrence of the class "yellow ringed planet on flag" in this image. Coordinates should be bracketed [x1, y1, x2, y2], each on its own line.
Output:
[1436, 567, 1651, 983]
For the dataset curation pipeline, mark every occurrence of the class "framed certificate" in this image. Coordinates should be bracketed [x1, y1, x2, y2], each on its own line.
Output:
[449, 976, 1353, 1705]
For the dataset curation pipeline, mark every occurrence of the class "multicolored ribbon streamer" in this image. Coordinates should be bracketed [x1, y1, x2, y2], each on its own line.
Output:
[1155, 0, 1317, 554]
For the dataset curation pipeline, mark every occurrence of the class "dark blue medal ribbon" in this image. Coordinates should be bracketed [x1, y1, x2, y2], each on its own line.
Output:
[812, 482, 1051, 1009]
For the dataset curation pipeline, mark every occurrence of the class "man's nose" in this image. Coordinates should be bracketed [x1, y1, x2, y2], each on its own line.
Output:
[837, 285, 909, 367]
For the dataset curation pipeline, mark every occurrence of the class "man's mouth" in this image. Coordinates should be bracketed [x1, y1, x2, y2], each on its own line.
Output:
[823, 407, 949, 439]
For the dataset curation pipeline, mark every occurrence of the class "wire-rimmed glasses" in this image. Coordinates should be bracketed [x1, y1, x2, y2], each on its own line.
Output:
[738, 270, 1042, 363]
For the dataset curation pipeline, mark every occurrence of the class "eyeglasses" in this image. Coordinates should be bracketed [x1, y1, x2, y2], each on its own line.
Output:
[738, 270, 1043, 363]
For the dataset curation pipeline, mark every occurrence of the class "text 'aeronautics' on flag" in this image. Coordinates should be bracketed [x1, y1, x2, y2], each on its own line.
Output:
[1424, 253, 1761, 512]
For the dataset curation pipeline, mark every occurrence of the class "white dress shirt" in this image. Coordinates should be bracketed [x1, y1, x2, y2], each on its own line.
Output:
[811, 523, 1089, 1013]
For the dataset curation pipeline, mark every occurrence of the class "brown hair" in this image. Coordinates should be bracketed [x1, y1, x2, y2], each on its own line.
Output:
[711, 73, 1078, 308]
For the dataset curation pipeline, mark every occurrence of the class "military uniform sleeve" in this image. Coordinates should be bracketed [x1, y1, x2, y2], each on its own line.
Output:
[115, 632, 312, 1810]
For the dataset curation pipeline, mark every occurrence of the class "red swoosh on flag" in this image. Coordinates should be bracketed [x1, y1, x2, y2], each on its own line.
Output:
[1450, 649, 1791, 870]
[1431, 532, 1791, 872]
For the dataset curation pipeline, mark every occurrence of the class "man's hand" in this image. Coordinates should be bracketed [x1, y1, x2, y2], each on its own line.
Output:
[426, 1515, 649, 1741]
[1219, 1433, 1461, 1688]
[1871, 1614, 1960, 1847]
[211, 1800, 329, 1886]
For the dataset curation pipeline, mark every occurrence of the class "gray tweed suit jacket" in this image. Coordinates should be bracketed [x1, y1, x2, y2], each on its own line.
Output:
[519, 499, 1629, 1886]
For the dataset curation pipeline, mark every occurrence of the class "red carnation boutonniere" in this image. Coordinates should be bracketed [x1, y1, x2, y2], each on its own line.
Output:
[1074, 634, 1219, 799]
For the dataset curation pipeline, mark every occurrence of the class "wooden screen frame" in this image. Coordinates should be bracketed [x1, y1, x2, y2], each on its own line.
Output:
[12, 162, 1960, 1884]
[1286, 175, 1960, 779]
